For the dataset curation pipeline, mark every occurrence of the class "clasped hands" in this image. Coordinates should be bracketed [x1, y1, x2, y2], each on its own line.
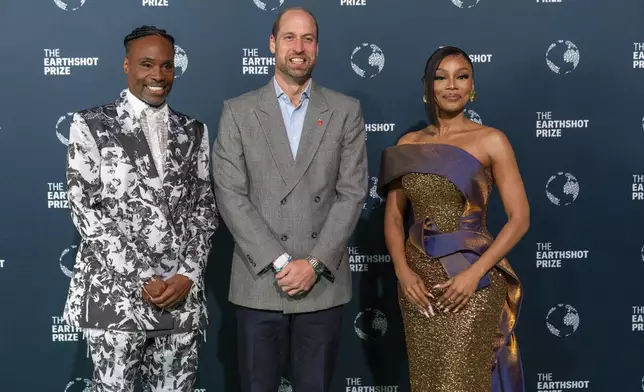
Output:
[275, 259, 317, 297]
[142, 274, 192, 309]
[397, 266, 481, 317]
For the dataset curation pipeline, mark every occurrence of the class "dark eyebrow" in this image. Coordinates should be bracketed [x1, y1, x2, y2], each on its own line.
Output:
[436, 67, 471, 72]
[281, 31, 316, 39]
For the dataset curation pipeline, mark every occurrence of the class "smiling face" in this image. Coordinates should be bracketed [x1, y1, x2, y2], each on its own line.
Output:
[269, 9, 318, 85]
[123, 34, 175, 107]
[432, 54, 474, 115]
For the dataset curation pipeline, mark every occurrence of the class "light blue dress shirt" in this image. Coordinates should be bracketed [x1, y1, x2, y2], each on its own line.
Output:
[273, 77, 312, 160]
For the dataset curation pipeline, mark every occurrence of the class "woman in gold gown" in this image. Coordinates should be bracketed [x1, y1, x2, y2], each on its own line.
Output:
[378, 46, 530, 392]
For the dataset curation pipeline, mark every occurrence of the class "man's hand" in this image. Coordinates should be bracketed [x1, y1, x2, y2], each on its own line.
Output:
[276, 259, 317, 297]
[142, 275, 167, 302]
[150, 274, 193, 309]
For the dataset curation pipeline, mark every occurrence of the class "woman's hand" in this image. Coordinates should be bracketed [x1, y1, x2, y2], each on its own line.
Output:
[435, 268, 482, 313]
[397, 267, 435, 317]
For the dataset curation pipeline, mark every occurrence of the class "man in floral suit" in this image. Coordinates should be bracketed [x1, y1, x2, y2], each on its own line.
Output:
[63, 25, 217, 391]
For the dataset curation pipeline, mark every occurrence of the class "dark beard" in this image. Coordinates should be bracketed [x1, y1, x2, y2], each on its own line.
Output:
[277, 62, 314, 85]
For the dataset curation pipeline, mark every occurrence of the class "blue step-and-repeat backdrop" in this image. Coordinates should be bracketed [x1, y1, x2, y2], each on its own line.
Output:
[0, 0, 643, 391]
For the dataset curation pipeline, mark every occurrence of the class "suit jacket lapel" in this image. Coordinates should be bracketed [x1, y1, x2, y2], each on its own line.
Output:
[290, 82, 331, 187]
[163, 109, 191, 203]
[256, 82, 293, 185]
[113, 90, 162, 190]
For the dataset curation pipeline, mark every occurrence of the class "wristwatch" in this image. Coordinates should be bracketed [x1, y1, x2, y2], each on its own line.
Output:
[306, 256, 325, 276]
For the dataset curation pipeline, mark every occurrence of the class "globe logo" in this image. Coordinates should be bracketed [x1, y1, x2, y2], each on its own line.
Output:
[53, 0, 86, 11]
[354, 308, 388, 340]
[64, 378, 92, 392]
[451, 0, 481, 8]
[545, 172, 580, 206]
[465, 109, 482, 124]
[60, 245, 78, 278]
[252, 0, 284, 11]
[174, 45, 188, 78]
[278, 377, 292, 392]
[546, 304, 580, 337]
[641, 375, 644, 391]
[640, 245, 644, 263]
[546, 40, 580, 75]
[56, 112, 74, 146]
[351, 44, 385, 78]
[641, 115, 644, 131]
[363, 177, 385, 210]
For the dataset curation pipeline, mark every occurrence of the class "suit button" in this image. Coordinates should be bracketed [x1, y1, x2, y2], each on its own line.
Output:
[281, 198, 287, 205]
[314, 196, 320, 203]
[281, 235, 288, 241]
[311, 232, 318, 239]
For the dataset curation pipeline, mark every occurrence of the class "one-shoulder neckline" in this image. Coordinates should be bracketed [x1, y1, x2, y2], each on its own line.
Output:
[387, 143, 488, 170]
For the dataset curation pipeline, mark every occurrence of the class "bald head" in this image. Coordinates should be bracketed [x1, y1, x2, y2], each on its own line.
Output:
[271, 7, 319, 42]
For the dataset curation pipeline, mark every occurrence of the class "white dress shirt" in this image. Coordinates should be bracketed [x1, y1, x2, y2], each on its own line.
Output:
[126, 89, 168, 181]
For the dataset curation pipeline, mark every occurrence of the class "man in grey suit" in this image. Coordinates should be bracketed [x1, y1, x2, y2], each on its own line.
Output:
[212, 6, 368, 392]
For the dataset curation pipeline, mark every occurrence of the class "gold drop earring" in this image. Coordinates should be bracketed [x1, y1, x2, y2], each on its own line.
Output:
[469, 89, 477, 102]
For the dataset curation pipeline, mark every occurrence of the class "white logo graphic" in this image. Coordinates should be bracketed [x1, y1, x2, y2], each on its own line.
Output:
[469, 53, 492, 63]
[537, 373, 590, 390]
[351, 44, 385, 78]
[174, 45, 188, 78]
[364, 123, 396, 142]
[363, 177, 385, 210]
[451, 0, 481, 8]
[641, 115, 644, 131]
[546, 40, 580, 74]
[348, 246, 391, 272]
[535, 242, 589, 268]
[52, 315, 81, 342]
[354, 308, 388, 340]
[48, 182, 68, 209]
[0, 259, 5, 268]
[546, 304, 580, 337]
[535, 111, 590, 138]
[242, 48, 275, 75]
[252, 0, 284, 11]
[278, 377, 292, 392]
[633, 43, 644, 69]
[56, 112, 74, 146]
[59, 245, 78, 278]
[64, 378, 92, 392]
[44, 49, 99, 76]
[641, 375, 644, 391]
[633, 174, 644, 201]
[545, 172, 579, 206]
[345, 378, 400, 391]
[142, 0, 169, 6]
[465, 109, 482, 124]
[53, 0, 87, 11]
[632, 306, 644, 332]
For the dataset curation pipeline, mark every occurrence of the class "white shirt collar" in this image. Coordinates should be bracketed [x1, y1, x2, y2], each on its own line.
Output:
[126, 89, 168, 120]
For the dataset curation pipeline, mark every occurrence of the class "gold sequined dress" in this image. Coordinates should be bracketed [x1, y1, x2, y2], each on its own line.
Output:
[377, 143, 524, 392]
